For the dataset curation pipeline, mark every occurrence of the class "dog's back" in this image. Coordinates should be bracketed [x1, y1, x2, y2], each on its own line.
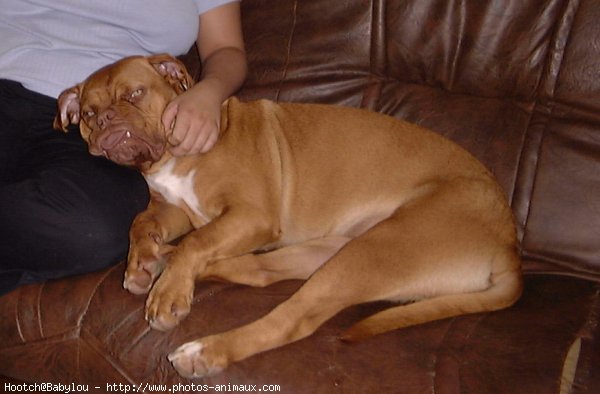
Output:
[221, 98, 513, 245]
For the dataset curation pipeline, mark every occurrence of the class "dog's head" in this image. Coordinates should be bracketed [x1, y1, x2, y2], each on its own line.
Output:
[54, 54, 194, 169]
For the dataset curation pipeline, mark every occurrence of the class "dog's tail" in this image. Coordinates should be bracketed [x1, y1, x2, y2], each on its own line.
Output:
[339, 259, 522, 342]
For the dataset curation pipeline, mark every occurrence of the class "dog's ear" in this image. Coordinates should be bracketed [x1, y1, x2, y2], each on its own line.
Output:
[147, 54, 195, 94]
[53, 84, 83, 132]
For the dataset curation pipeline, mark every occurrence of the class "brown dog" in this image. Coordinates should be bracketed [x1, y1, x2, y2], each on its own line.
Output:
[54, 54, 522, 378]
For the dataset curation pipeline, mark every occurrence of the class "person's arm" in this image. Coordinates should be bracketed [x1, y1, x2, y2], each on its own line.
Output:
[162, 2, 247, 156]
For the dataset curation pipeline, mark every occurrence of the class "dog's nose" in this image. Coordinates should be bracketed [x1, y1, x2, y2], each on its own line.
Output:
[97, 108, 116, 130]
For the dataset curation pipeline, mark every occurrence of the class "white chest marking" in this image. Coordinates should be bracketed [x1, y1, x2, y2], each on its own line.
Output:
[144, 159, 209, 223]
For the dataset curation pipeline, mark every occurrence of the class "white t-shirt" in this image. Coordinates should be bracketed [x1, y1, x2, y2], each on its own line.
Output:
[0, 0, 236, 98]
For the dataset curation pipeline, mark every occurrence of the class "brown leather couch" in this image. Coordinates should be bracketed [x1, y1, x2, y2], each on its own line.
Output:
[2, 0, 599, 392]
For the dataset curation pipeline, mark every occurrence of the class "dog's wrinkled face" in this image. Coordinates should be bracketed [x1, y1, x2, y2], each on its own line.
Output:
[54, 54, 194, 168]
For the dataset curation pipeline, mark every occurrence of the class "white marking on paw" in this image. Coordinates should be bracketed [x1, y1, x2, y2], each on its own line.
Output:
[168, 341, 204, 362]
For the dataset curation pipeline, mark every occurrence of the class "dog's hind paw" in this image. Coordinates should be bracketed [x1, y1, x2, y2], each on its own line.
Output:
[168, 338, 228, 378]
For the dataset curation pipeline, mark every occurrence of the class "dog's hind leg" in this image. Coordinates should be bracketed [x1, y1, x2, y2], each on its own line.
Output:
[200, 236, 351, 287]
[335, 179, 522, 342]
[168, 179, 522, 378]
[339, 247, 522, 341]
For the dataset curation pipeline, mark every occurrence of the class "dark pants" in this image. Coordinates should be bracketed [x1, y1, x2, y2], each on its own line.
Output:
[0, 80, 149, 296]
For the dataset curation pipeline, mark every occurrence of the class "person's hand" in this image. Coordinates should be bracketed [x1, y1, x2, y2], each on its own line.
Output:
[160, 1, 246, 157]
[161, 86, 221, 156]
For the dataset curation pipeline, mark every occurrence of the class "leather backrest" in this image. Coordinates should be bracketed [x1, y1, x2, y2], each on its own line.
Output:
[235, 0, 600, 277]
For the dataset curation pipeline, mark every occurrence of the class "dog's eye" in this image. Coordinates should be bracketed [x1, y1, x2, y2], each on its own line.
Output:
[129, 88, 144, 101]
[84, 110, 96, 118]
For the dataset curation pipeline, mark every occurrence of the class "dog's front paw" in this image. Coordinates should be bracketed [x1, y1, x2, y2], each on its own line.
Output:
[145, 268, 194, 331]
[124, 234, 174, 295]
[124, 255, 165, 295]
[168, 337, 229, 379]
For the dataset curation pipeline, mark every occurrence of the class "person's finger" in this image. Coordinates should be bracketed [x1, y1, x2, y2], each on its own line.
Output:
[170, 121, 205, 156]
[200, 126, 219, 153]
[162, 102, 179, 133]
[169, 113, 194, 149]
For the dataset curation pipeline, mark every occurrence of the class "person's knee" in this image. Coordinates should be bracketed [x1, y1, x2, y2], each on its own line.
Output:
[0, 168, 149, 279]
[0, 203, 128, 293]
[64, 207, 133, 271]
[48, 171, 150, 272]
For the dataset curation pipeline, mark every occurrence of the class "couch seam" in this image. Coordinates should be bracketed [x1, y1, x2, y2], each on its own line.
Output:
[36, 283, 44, 339]
[15, 289, 25, 343]
[0, 326, 81, 352]
[275, 0, 298, 102]
[515, 0, 581, 252]
[80, 327, 140, 388]
[361, 0, 386, 110]
[572, 286, 600, 391]
[77, 264, 124, 328]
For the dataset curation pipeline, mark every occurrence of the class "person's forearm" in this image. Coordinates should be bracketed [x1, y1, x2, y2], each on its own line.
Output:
[193, 47, 247, 103]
